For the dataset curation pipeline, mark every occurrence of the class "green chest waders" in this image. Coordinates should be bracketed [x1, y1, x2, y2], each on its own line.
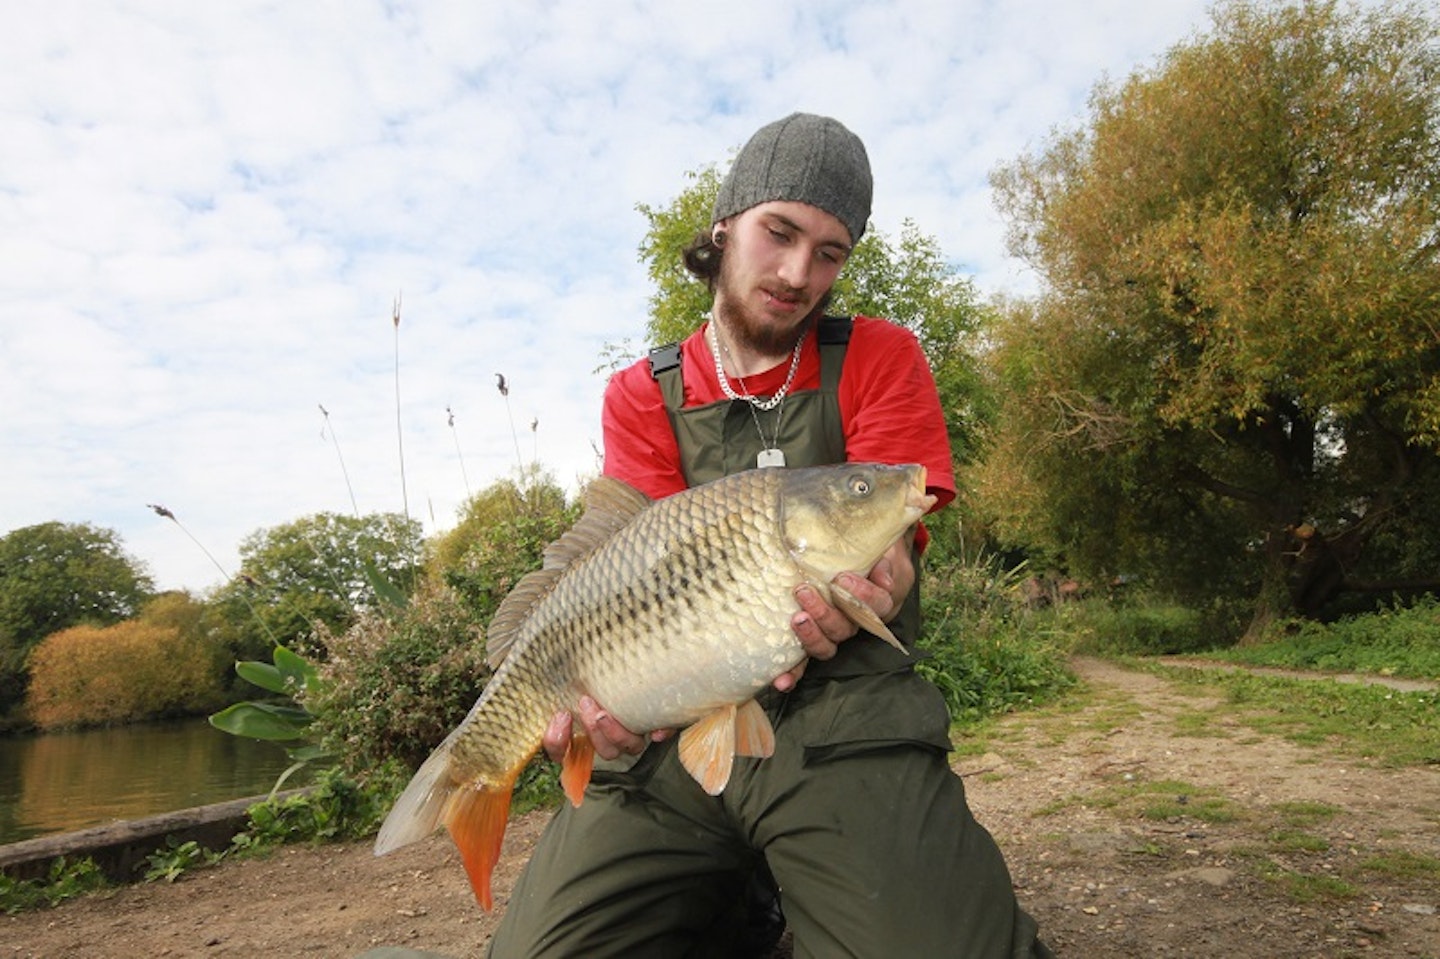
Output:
[647, 316, 924, 678]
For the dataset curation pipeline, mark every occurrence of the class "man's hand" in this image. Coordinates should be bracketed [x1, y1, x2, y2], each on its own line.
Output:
[774, 535, 916, 693]
[543, 697, 672, 765]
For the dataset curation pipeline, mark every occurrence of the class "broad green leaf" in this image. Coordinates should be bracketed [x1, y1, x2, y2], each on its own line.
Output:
[235, 660, 288, 694]
[363, 559, 408, 610]
[209, 701, 312, 741]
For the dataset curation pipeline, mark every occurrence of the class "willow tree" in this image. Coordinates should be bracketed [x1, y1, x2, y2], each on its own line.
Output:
[984, 0, 1440, 633]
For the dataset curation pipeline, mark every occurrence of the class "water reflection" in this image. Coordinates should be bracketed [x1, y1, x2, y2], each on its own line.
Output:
[0, 719, 301, 845]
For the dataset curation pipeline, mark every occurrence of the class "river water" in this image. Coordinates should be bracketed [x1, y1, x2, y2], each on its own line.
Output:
[0, 719, 302, 846]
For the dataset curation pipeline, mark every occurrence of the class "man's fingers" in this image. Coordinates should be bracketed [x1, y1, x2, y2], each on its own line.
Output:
[772, 660, 808, 692]
[578, 695, 648, 760]
[543, 710, 572, 764]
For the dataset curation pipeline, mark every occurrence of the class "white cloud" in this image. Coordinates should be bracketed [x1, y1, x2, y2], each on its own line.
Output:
[2, 0, 1233, 592]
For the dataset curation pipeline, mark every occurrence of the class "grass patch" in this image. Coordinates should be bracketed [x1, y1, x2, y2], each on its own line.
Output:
[1171, 709, 1231, 738]
[1267, 830, 1330, 853]
[1197, 597, 1440, 681]
[1135, 780, 1241, 823]
[1271, 801, 1343, 827]
[1268, 869, 1361, 902]
[1146, 664, 1439, 767]
[1034, 777, 1241, 825]
[1239, 853, 1361, 902]
[1359, 850, 1440, 879]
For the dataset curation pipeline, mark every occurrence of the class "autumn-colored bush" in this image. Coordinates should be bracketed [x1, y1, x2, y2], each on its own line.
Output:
[25, 620, 225, 729]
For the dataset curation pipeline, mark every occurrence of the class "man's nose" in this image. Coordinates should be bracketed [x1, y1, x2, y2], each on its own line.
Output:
[777, 246, 811, 290]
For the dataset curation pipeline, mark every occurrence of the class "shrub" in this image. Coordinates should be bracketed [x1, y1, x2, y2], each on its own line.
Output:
[0, 857, 108, 914]
[1233, 596, 1440, 679]
[311, 478, 576, 781]
[307, 582, 493, 776]
[26, 620, 225, 729]
[235, 766, 403, 847]
[1055, 599, 1214, 656]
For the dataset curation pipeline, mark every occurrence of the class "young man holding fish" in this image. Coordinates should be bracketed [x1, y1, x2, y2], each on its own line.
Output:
[478, 113, 1054, 956]
[488, 113, 1052, 957]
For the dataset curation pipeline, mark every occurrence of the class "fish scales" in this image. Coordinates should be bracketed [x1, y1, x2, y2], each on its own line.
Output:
[375, 463, 936, 910]
[474, 470, 798, 757]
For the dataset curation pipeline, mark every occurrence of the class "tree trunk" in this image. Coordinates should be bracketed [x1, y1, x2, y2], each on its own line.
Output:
[1240, 529, 1299, 645]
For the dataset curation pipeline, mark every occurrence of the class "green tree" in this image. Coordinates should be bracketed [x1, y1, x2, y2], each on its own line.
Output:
[985, 0, 1440, 633]
[209, 512, 423, 663]
[633, 160, 995, 551]
[433, 472, 578, 624]
[0, 522, 154, 716]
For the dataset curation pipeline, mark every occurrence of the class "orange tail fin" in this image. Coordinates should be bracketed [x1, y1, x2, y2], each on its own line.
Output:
[444, 771, 518, 911]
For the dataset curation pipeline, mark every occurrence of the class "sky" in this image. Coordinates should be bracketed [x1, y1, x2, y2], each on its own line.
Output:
[2, 0, 1221, 594]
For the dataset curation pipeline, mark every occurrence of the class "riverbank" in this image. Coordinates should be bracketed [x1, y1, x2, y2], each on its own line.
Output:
[0, 789, 313, 884]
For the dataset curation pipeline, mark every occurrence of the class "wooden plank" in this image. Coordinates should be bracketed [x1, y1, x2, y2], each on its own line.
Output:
[0, 788, 309, 883]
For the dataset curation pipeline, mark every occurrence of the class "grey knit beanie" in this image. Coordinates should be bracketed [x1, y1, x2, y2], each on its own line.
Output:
[713, 113, 873, 244]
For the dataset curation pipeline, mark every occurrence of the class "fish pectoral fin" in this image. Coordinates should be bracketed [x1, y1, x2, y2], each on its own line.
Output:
[733, 699, 776, 758]
[678, 704, 738, 796]
[830, 582, 909, 654]
[443, 770, 518, 912]
[561, 733, 595, 807]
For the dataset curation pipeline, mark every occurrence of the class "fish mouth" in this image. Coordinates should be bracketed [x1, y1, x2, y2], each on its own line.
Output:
[908, 465, 937, 515]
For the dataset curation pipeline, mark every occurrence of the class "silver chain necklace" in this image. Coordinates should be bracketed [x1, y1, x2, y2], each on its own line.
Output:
[707, 321, 804, 412]
[708, 321, 801, 468]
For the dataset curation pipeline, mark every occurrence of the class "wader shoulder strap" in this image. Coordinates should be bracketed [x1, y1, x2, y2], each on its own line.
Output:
[648, 342, 685, 411]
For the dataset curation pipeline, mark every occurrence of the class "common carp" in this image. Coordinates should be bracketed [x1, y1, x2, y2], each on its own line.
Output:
[374, 462, 936, 909]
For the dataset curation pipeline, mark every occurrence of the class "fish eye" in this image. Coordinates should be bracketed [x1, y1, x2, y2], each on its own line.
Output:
[848, 476, 872, 497]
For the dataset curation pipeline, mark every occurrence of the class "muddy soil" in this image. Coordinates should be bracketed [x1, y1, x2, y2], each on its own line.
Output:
[3, 657, 1437, 958]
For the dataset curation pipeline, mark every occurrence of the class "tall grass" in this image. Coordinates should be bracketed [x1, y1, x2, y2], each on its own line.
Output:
[918, 557, 1076, 724]
[391, 294, 410, 522]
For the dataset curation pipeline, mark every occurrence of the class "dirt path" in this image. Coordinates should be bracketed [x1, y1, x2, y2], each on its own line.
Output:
[3, 658, 1437, 958]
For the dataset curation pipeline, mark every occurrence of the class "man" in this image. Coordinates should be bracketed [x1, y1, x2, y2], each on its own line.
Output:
[488, 113, 1051, 958]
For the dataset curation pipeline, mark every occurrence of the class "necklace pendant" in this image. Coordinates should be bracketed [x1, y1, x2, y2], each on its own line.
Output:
[757, 448, 786, 468]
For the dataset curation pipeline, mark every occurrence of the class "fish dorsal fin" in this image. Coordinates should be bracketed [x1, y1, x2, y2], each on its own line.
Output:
[541, 476, 651, 569]
[485, 566, 563, 667]
[485, 477, 651, 668]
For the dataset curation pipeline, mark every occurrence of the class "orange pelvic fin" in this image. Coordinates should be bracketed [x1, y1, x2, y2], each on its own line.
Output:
[733, 698, 776, 758]
[678, 703, 738, 796]
[444, 770, 518, 911]
[561, 732, 595, 807]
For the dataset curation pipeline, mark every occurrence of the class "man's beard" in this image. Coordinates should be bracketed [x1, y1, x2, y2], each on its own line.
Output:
[713, 261, 832, 356]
